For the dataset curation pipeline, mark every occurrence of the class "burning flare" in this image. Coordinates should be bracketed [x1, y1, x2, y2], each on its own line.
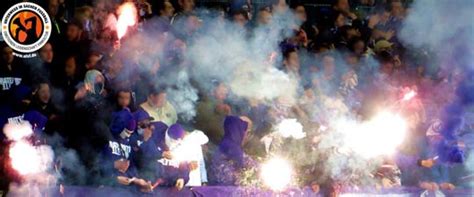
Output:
[4, 123, 54, 176]
[9, 141, 43, 175]
[261, 157, 293, 191]
[170, 131, 208, 163]
[337, 111, 408, 158]
[116, 2, 137, 40]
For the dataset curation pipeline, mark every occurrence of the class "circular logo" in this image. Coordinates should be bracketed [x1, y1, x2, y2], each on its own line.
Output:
[2, 2, 51, 53]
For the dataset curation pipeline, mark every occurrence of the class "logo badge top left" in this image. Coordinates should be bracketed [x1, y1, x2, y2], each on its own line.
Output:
[2, 2, 51, 53]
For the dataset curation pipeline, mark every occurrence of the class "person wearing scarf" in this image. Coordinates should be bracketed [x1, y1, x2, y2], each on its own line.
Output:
[130, 109, 166, 182]
[102, 108, 152, 192]
[74, 69, 105, 101]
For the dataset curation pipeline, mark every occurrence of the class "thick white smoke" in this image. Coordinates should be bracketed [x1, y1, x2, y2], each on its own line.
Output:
[399, 0, 474, 50]
[229, 62, 298, 102]
[107, 7, 302, 121]
[167, 71, 199, 122]
[399, 0, 474, 188]
[187, 10, 301, 103]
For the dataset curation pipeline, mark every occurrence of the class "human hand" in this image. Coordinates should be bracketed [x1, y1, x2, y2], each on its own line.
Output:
[114, 159, 130, 173]
[420, 159, 435, 168]
[439, 182, 455, 190]
[117, 176, 131, 185]
[133, 178, 153, 192]
[162, 151, 173, 159]
[175, 178, 185, 190]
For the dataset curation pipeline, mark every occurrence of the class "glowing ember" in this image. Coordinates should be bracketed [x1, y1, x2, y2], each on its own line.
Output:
[275, 119, 306, 139]
[402, 90, 417, 101]
[116, 2, 137, 40]
[261, 157, 292, 191]
[337, 111, 407, 158]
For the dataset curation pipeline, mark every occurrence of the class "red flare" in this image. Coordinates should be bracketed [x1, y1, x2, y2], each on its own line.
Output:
[116, 2, 137, 40]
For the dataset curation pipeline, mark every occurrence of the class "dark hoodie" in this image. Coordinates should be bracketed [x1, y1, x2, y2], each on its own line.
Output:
[217, 116, 248, 167]
[209, 115, 254, 185]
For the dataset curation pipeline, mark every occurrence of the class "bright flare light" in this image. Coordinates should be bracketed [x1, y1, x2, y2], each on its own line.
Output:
[337, 111, 407, 158]
[4, 123, 55, 176]
[9, 141, 42, 175]
[402, 90, 416, 101]
[275, 119, 306, 139]
[261, 157, 292, 191]
[116, 2, 137, 40]
[170, 131, 208, 163]
[3, 122, 33, 141]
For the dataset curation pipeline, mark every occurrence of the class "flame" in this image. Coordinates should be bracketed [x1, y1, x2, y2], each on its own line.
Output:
[261, 157, 292, 191]
[336, 111, 407, 158]
[116, 2, 137, 40]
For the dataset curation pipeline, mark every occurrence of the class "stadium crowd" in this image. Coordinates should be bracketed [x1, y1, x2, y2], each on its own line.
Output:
[0, 0, 471, 196]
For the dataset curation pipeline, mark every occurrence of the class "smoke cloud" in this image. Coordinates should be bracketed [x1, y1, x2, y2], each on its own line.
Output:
[399, 0, 474, 186]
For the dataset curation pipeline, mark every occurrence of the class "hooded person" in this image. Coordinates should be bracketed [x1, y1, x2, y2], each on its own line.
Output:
[103, 109, 136, 179]
[63, 69, 113, 186]
[102, 108, 152, 192]
[152, 123, 196, 190]
[209, 115, 256, 185]
[74, 69, 106, 100]
[164, 124, 209, 187]
[130, 109, 168, 181]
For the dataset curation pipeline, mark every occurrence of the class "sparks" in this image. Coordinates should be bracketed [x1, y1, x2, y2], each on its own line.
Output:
[116, 2, 137, 40]
[261, 157, 293, 191]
